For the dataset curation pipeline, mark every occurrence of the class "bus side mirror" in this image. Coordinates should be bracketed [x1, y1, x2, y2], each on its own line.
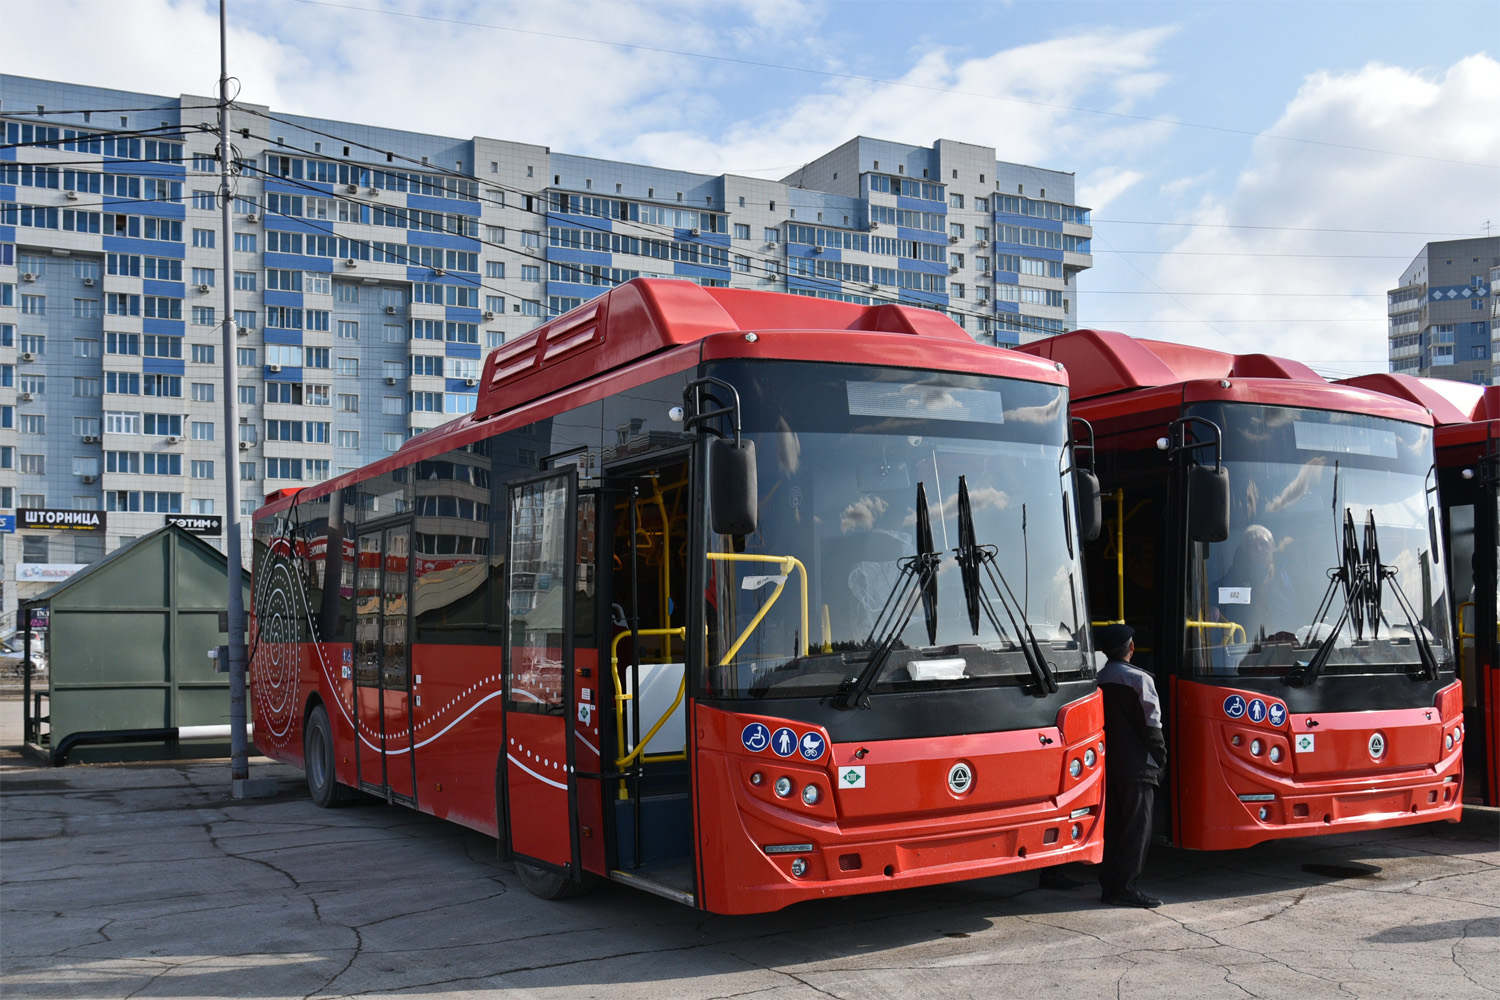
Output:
[1074, 469, 1102, 542]
[710, 438, 757, 536]
[1189, 464, 1231, 542]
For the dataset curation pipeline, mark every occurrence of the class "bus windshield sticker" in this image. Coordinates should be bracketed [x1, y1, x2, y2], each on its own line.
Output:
[771, 728, 798, 757]
[1295, 733, 1316, 753]
[1292, 421, 1397, 459]
[846, 381, 1004, 424]
[840, 766, 866, 788]
[798, 732, 826, 761]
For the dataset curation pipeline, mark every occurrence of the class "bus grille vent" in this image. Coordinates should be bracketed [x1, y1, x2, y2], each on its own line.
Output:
[838, 853, 862, 872]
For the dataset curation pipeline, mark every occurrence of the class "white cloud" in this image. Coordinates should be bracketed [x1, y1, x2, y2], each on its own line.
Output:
[1141, 54, 1500, 373]
[1079, 167, 1144, 214]
[627, 26, 1179, 175]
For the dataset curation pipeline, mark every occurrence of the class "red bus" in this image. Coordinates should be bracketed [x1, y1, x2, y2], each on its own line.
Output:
[1337, 374, 1497, 807]
[249, 279, 1105, 914]
[1019, 330, 1464, 850]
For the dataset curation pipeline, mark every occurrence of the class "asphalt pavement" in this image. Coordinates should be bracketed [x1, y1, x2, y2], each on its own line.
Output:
[1, 694, 1497, 1000]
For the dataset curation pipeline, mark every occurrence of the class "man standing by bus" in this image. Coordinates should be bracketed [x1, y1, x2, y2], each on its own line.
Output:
[1095, 624, 1165, 907]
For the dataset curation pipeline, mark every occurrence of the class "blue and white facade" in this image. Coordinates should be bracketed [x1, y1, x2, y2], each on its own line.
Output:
[0, 75, 1091, 623]
[1386, 237, 1499, 384]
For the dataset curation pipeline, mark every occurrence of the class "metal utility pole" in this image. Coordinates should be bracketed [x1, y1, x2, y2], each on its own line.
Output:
[217, 0, 273, 798]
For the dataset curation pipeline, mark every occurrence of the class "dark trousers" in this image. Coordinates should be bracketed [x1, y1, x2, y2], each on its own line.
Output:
[1100, 778, 1156, 895]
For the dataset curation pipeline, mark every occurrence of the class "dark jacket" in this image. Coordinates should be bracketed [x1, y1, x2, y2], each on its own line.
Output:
[1098, 657, 1167, 785]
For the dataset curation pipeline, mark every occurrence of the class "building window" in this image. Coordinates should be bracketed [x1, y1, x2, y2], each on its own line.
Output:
[192, 228, 215, 248]
[233, 233, 257, 253]
[192, 382, 215, 401]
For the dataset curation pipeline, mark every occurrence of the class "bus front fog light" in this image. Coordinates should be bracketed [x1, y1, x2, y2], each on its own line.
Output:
[1258, 806, 1270, 821]
[1084, 748, 1097, 767]
[1070, 823, 1082, 840]
[774, 776, 793, 798]
[1269, 746, 1282, 763]
[1069, 758, 1082, 778]
[1250, 739, 1263, 757]
[802, 784, 820, 805]
[790, 857, 807, 877]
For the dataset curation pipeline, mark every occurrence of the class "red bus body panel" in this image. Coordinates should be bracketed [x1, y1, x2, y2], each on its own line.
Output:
[692, 694, 1104, 915]
[1172, 679, 1464, 850]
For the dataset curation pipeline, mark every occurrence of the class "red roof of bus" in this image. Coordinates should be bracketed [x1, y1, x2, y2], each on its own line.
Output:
[1015, 328, 1325, 399]
[254, 279, 1065, 518]
[1016, 328, 1435, 424]
[1335, 373, 1498, 425]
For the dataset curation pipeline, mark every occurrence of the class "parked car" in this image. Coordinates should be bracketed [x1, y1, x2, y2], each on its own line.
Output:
[0, 635, 46, 681]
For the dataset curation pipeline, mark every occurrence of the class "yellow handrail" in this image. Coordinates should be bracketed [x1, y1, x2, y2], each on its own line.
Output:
[706, 552, 810, 662]
[1458, 600, 1474, 682]
[611, 626, 686, 768]
[1186, 619, 1247, 647]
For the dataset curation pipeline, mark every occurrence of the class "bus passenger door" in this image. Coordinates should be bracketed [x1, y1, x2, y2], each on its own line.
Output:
[503, 472, 579, 872]
[606, 459, 694, 899]
[353, 522, 416, 805]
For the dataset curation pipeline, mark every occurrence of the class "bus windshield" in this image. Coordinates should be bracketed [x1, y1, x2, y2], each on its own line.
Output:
[1185, 402, 1453, 679]
[701, 361, 1091, 701]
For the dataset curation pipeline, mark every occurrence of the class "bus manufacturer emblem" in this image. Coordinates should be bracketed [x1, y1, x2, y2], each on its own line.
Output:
[947, 762, 974, 794]
[1368, 732, 1386, 759]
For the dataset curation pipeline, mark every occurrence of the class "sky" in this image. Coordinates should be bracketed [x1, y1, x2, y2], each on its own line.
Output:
[8, 0, 1499, 376]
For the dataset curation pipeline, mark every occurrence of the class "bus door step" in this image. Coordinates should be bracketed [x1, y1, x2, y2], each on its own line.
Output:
[614, 792, 692, 866]
[358, 782, 415, 808]
[608, 865, 695, 907]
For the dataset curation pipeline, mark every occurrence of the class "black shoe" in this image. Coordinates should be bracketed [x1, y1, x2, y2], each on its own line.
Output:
[1038, 869, 1084, 889]
[1102, 889, 1162, 908]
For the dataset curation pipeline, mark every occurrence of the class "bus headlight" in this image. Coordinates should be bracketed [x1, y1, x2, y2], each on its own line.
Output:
[1269, 747, 1282, 763]
[1069, 758, 1082, 778]
[774, 776, 793, 798]
[1084, 748, 1097, 767]
[1250, 739, 1263, 757]
[802, 784, 820, 806]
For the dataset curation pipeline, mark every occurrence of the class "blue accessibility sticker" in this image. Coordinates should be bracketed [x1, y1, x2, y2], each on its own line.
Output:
[1247, 698, 1267, 724]
[1224, 694, 1247, 719]
[1267, 702, 1287, 727]
[741, 723, 771, 753]
[798, 731, 826, 761]
[770, 727, 798, 757]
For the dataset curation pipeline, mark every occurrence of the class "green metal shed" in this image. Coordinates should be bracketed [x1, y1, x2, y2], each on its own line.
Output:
[23, 524, 250, 764]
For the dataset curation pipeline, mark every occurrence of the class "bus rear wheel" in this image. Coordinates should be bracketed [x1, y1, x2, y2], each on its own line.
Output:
[304, 704, 355, 808]
[515, 861, 596, 900]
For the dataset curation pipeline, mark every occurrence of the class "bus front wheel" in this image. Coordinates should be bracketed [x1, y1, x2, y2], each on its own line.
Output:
[304, 704, 355, 808]
[515, 861, 596, 900]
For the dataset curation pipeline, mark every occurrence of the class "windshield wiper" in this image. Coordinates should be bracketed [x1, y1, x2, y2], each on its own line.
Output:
[834, 482, 942, 709]
[954, 476, 1058, 697]
[1288, 511, 1438, 685]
